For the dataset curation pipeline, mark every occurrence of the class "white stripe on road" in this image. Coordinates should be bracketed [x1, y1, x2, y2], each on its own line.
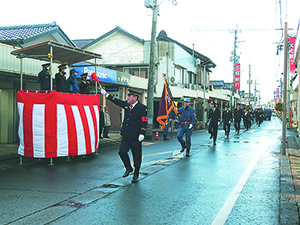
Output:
[211, 133, 281, 225]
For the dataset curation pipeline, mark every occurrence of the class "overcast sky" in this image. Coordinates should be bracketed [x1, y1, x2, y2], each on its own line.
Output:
[2, 0, 300, 104]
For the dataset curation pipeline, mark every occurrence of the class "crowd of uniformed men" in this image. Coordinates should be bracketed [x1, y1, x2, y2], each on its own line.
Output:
[38, 63, 90, 94]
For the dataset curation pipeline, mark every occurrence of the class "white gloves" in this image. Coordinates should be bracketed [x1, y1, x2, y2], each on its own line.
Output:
[218, 122, 220, 126]
[229, 121, 231, 124]
[138, 134, 144, 142]
[189, 124, 193, 129]
[100, 88, 107, 96]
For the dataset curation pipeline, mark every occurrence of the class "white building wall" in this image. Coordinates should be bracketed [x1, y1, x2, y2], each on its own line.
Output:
[86, 32, 144, 65]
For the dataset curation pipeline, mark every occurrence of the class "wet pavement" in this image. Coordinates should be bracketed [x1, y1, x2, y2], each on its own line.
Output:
[0, 118, 299, 224]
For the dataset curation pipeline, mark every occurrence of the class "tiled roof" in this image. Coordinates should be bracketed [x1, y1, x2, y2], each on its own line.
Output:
[0, 21, 75, 47]
[0, 22, 57, 41]
[73, 39, 94, 49]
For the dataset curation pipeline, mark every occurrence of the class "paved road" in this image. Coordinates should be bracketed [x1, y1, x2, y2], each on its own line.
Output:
[0, 118, 296, 224]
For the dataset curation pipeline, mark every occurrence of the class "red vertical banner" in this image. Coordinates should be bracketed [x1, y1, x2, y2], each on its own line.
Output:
[288, 36, 296, 72]
[234, 63, 240, 89]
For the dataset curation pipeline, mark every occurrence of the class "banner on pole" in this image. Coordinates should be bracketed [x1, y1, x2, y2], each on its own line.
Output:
[234, 63, 241, 90]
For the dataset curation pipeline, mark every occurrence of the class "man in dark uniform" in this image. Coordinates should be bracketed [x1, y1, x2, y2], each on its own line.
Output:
[100, 87, 147, 183]
[177, 98, 196, 157]
[208, 102, 221, 145]
[55, 63, 68, 92]
[79, 73, 90, 94]
[222, 104, 232, 139]
[243, 108, 251, 130]
[257, 108, 264, 127]
[233, 103, 243, 134]
[38, 63, 51, 90]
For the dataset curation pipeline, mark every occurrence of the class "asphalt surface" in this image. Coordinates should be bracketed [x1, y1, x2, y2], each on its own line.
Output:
[0, 117, 299, 224]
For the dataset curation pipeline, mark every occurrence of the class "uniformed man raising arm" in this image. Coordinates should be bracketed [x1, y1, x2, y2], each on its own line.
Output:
[100, 88, 147, 183]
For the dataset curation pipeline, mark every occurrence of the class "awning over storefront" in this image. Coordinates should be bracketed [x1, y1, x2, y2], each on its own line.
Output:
[10, 40, 102, 91]
[11, 40, 102, 64]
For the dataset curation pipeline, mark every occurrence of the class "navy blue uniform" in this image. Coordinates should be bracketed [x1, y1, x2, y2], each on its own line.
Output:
[177, 106, 196, 153]
[107, 94, 147, 172]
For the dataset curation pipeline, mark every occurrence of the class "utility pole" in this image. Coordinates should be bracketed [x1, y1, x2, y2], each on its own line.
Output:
[248, 65, 251, 107]
[254, 80, 257, 107]
[230, 29, 238, 112]
[145, 0, 158, 139]
[282, 22, 288, 155]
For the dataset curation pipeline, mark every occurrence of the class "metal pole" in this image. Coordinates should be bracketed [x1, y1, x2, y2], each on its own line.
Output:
[249, 65, 251, 107]
[231, 29, 238, 112]
[282, 22, 288, 155]
[50, 46, 53, 91]
[95, 58, 98, 94]
[20, 57, 23, 90]
[145, 0, 158, 139]
[203, 65, 206, 128]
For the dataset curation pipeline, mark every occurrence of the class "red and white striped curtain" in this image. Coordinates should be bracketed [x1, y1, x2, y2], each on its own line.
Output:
[17, 91, 100, 158]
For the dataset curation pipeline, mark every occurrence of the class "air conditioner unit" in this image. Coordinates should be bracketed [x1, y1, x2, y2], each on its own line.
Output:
[170, 76, 176, 84]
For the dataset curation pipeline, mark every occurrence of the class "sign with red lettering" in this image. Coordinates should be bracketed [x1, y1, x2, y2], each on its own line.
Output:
[234, 63, 240, 89]
[288, 36, 296, 72]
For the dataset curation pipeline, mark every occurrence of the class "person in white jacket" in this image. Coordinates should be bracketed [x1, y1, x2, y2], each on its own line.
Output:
[103, 106, 111, 138]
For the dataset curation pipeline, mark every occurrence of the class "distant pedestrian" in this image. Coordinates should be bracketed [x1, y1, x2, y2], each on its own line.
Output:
[208, 102, 221, 145]
[177, 98, 196, 156]
[243, 108, 251, 130]
[38, 63, 51, 90]
[55, 63, 68, 92]
[233, 103, 243, 134]
[103, 106, 111, 138]
[79, 73, 90, 94]
[257, 108, 264, 127]
[67, 69, 79, 94]
[222, 104, 232, 139]
[100, 87, 147, 183]
[99, 105, 104, 139]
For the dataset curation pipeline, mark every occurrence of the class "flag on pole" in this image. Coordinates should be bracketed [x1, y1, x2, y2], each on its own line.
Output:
[91, 72, 100, 86]
[156, 76, 176, 130]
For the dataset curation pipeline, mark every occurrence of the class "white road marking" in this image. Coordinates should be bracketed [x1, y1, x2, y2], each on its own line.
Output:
[211, 133, 281, 225]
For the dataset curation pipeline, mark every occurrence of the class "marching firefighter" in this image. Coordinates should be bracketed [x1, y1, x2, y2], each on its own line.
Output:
[177, 98, 196, 157]
[222, 104, 232, 139]
[208, 101, 221, 145]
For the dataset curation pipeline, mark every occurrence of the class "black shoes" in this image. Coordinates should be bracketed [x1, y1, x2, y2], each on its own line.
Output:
[163, 135, 169, 140]
[210, 134, 213, 139]
[186, 148, 190, 157]
[131, 169, 140, 183]
[122, 168, 133, 177]
[132, 173, 139, 183]
[180, 142, 186, 153]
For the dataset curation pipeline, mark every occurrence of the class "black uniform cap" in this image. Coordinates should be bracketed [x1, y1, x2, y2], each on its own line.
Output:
[236, 103, 240, 106]
[42, 63, 50, 68]
[127, 88, 141, 97]
[58, 63, 67, 69]
[80, 73, 88, 78]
